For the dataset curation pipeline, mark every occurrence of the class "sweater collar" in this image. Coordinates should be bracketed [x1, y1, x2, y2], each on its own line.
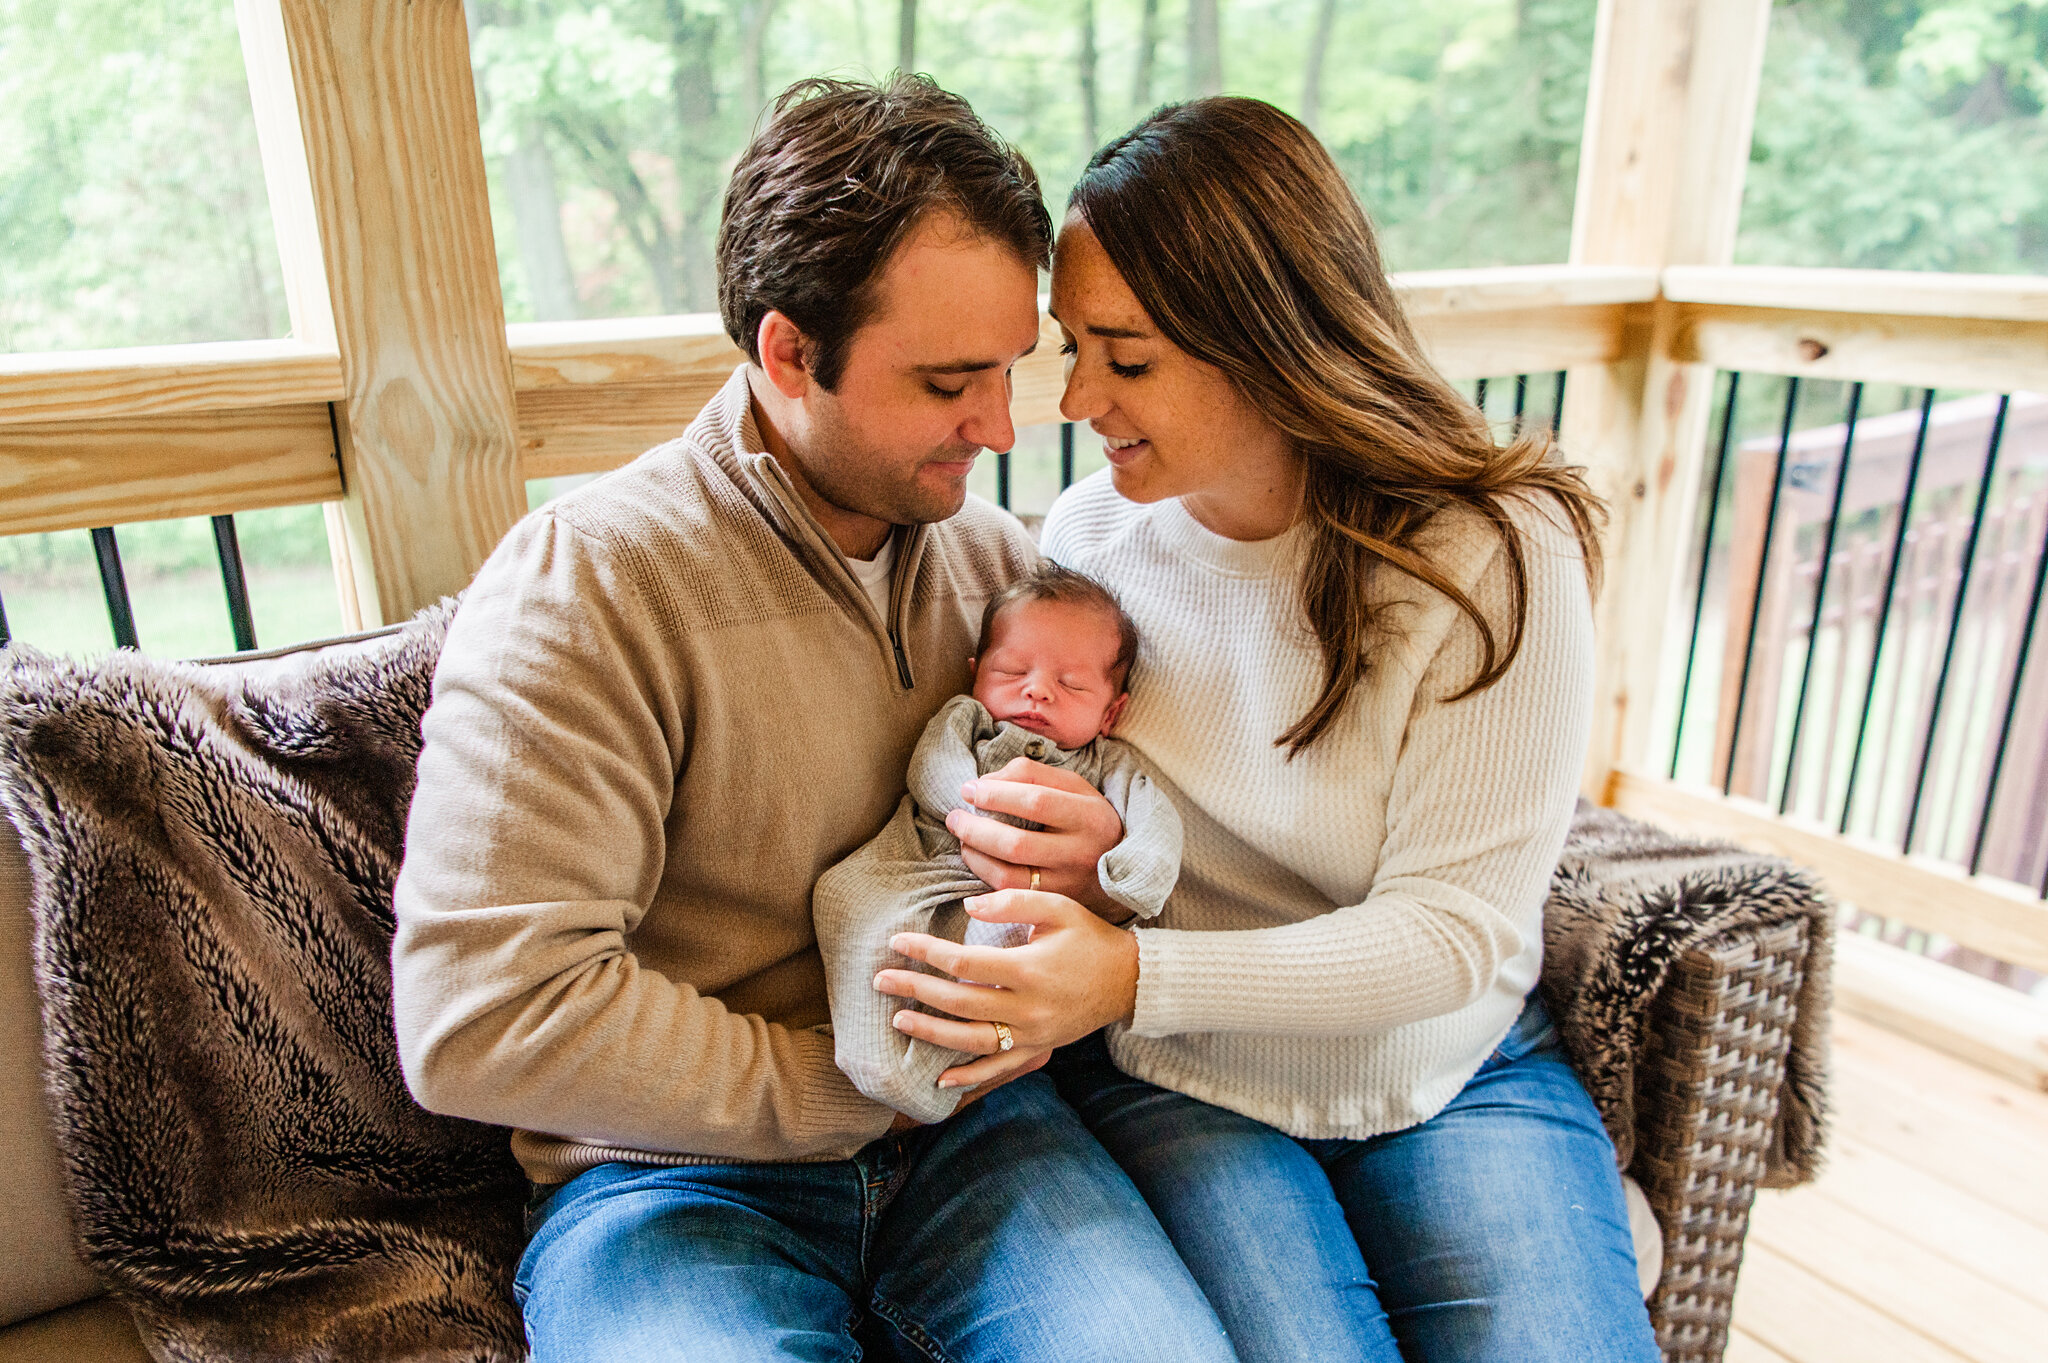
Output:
[1152, 497, 1306, 579]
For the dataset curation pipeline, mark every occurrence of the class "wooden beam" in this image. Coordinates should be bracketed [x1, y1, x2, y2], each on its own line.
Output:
[1664, 265, 2048, 322]
[1832, 931, 2048, 1092]
[1671, 303, 2048, 396]
[1567, 0, 1774, 800]
[1608, 770, 2048, 975]
[246, 0, 524, 627]
[0, 341, 342, 427]
[0, 405, 341, 537]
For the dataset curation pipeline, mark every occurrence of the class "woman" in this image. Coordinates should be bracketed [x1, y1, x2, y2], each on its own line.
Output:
[877, 97, 1656, 1362]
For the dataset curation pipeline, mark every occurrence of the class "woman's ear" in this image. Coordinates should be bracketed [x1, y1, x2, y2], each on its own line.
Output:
[1099, 691, 1130, 737]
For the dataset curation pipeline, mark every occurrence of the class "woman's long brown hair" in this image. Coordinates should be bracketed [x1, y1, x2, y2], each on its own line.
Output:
[1071, 97, 1605, 756]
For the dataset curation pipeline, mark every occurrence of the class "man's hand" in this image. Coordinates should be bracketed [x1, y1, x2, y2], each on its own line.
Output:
[947, 758, 1124, 917]
[876, 888, 1141, 1090]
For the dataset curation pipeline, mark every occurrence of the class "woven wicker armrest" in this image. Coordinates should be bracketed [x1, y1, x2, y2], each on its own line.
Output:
[1634, 917, 1813, 1363]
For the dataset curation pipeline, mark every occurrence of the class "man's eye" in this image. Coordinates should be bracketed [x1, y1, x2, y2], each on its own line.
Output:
[1058, 340, 1077, 356]
[1108, 361, 1148, 379]
[928, 383, 966, 399]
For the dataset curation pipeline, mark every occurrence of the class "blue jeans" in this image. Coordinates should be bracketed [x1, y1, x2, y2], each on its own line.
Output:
[1051, 999, 1660, 1363]
[515, 1071, 1236, 1362]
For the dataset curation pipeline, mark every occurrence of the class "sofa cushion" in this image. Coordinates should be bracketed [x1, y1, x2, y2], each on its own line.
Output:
[0, 611, 526, 1362]
[0, 1297, 152, 1363]
[0, 821, 103, 1327]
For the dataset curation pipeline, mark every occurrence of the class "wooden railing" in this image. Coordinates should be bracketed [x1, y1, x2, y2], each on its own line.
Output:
[0, 1, 2043, 1004]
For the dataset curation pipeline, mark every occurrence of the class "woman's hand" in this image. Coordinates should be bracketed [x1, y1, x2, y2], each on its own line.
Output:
[876, 887, 1141, 1089]
[947, 758, 1125, 918]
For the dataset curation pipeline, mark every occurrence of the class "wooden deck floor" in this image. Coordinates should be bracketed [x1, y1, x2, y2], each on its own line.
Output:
[1725, 1011, 2048, 1363]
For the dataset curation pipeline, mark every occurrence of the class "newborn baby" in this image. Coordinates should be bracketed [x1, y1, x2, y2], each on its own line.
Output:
[813, 563, 1182, 1124]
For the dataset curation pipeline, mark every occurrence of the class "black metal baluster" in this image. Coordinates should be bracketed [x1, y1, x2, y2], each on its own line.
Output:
[996, 451, 1012, 510]
[1513, 373, 1529, 429]
[1840, 388, 1936, 834]
[1971, 488, 2048, 876]
[1473, 377, 1489, 418]
[1779, 382, 1864, 816]
[0, 587, 10, 647]
[1723, 378, 1802, 795]
[1902, 395, 2011, 856]
[91, 527, 140, 650]
[1670, 371, 1742, 779]
[212, 514, 259, 652]
[1060, 422, 1075, 490]
[1551, 370, 1567, 433]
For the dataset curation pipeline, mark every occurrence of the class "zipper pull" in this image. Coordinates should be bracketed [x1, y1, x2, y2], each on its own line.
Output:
[890, 631, 913, 689]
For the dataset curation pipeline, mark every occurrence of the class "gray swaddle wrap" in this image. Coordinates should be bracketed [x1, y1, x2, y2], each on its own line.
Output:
[814, 694, 1182, 1123]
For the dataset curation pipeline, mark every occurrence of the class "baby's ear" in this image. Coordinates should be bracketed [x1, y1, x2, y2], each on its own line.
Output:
[1100, 690, 1131, 737]
[967, 656, 978, 678]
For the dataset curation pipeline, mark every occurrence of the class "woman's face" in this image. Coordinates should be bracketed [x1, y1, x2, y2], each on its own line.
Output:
[1049, 216, 1300, 539]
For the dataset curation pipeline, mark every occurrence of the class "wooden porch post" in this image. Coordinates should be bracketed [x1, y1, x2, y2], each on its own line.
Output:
[237, 0, 525, 627]
[1563, 0, 1775, 801]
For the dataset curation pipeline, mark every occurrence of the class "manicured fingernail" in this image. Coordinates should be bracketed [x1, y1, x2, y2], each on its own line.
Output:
[893, 1014, 913, 1032]
[938, 1079, 962, 1089]
[963, 895, 986, 913]
[960, 781, 978, 802]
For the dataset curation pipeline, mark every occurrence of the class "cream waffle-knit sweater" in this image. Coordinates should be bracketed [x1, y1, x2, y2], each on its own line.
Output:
[1040, 471, 1595, 1139]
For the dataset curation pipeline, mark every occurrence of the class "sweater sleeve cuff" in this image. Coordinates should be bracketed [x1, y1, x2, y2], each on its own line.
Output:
[1130, 926, 1266, 1037]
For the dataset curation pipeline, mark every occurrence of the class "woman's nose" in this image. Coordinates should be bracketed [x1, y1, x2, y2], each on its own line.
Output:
[1059, 365, 1106, 424]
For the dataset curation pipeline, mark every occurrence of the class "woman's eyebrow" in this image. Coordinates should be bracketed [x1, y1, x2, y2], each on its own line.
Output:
[1046, 306, 1151, 341]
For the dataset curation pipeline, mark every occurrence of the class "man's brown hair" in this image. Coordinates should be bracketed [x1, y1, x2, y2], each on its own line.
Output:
[977, 563, 1141, 691]
[718, 75, 1053, 390]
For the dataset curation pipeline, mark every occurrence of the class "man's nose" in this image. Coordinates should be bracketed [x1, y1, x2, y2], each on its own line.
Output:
[964, 383, 1017, 454]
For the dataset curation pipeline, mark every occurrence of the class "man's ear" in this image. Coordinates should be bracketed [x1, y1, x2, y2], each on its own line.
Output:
[757, 310, 813, 400]
[1099, 690, 1130, 737]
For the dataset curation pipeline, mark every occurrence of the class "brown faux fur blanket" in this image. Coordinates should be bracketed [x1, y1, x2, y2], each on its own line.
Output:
[0, 607, 526, 1362]
[1545, 802, 1833, 1187]
[0, 606, 1830, 1361]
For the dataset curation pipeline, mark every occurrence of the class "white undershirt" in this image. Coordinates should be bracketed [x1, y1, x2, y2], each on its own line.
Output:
[846, 534, 896, 620]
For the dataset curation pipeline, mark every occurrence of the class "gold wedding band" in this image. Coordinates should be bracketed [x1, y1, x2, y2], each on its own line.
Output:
[1029, 868, 1041, 892]
[991, 1021, 1015, 1053]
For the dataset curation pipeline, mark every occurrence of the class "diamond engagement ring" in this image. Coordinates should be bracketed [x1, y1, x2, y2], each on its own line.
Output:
[991, 1021, 1015, 1052]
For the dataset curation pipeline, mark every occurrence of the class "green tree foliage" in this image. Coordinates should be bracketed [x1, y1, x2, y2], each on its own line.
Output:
[1738, 0, 2048, 273]
[0, 0, 287, 352]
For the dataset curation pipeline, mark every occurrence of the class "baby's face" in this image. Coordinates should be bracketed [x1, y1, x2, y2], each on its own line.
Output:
[970, 599, 1128, 750]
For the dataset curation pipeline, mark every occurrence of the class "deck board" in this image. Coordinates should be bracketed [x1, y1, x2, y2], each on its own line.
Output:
[1727, 1012, 2048, 1363]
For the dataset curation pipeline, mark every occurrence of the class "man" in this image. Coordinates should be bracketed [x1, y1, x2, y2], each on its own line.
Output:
[391, 76, 1232, 1361]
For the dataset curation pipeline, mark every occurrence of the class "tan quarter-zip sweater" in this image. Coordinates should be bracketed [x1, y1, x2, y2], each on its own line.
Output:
[391, 367, 1037, 1182]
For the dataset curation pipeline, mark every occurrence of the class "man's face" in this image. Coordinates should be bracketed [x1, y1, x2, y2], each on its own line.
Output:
[784, 211, 1042, 529]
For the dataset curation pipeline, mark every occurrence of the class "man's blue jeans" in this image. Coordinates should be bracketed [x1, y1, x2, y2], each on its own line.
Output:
[514, 1071, 1236, 1362]
[1052, 998, 1661, 1363]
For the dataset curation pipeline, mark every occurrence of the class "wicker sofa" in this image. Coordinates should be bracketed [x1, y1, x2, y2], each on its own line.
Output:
[0, 626, 1824, 1363]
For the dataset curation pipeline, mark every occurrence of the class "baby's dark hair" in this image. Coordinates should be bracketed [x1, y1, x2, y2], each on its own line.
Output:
[977, 563, 1141, 690]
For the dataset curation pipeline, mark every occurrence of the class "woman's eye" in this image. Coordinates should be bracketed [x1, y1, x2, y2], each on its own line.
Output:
[1108, 360, 1148, 379]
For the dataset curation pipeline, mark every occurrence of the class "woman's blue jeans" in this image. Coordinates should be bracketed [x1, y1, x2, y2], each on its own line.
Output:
[1051, 998, 1661, 1363]
[514, 1070, 1235, 1362]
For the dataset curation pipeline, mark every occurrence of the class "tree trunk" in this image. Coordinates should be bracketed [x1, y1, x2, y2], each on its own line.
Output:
[666, 0, 722, 311]
[1187, 0, 1221, 98]
[1301, 0, 1338, 132]
[741, 0, 781, 117]
[1079, 0, 1100, 152]
[1132, 0, 1158, 112]
[898, 0, 917, 73]
[505, 125, 581, 321]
